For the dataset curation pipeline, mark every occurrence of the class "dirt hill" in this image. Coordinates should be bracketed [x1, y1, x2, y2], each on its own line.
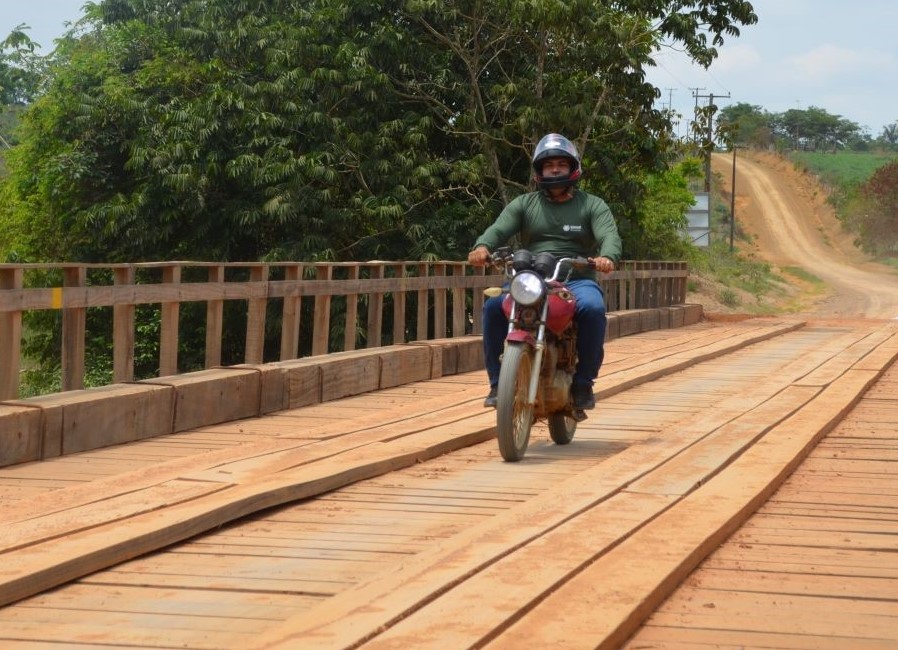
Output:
[689, 151, 898, 321]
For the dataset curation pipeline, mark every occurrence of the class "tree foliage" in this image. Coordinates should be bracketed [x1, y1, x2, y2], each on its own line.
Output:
[717, 103, 867, 152]
[0, 0, 759, 393]
[2, 0, 757, 265]
[857, 161, 898, 255]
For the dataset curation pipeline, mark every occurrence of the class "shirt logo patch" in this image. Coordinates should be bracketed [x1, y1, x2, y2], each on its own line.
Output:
[563, 225, 583, 232]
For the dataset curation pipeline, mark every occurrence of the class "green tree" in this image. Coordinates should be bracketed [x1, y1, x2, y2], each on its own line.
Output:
[879, 123, 898, 147]
[857, 161, 898, 255]
[717, 102, 773, 149]
[2, 0, 758, 265]
[0, 0, 758, 392]
[1, 26, 45, 170]
[774, 106, 862, 152]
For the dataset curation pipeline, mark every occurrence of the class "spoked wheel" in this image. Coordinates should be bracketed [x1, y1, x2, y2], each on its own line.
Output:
[548, 412, 577, 445]
[496, 343, 535, 462]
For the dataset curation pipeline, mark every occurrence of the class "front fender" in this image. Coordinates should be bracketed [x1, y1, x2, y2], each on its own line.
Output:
[506, 330, 536, 347]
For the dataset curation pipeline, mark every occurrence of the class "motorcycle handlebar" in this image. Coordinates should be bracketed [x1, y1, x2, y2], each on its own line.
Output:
[489, 249, 596, 280]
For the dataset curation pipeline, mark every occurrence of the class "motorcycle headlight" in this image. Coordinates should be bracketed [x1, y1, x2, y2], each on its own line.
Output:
[509, 271, 546, 306]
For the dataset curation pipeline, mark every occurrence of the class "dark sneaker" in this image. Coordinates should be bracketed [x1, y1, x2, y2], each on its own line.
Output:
[483, 386, 498, 408]
[571, 383, 595, 410]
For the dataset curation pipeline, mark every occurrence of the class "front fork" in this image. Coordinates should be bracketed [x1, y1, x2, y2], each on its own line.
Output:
[506, 300, 550, 406]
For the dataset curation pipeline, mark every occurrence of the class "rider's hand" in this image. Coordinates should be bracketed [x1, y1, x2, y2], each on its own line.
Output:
[591, 256, 615, 273]
[467, 246, 491, 267]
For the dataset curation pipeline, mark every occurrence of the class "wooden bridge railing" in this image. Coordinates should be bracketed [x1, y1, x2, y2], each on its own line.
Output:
[0, 260, 688, 400]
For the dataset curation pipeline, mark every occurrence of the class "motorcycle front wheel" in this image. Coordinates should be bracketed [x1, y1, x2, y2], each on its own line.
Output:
[496, 342, 535, 462]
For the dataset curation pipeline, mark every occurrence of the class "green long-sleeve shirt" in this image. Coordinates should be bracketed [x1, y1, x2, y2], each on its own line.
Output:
[473, 190, 622, 278]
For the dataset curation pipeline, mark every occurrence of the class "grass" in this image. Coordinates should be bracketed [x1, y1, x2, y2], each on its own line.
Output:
[781, 265, 824, 285]
[789, 151, 897, 187]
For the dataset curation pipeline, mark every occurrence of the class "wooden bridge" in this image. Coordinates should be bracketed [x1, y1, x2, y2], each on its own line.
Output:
[1, 302, 896, 647]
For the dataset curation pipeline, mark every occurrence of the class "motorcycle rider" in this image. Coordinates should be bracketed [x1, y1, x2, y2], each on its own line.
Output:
[467, 133, 622, 409]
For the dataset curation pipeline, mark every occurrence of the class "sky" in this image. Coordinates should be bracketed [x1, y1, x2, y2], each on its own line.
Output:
[647, 0, 898, 137]
[3, 1, 897, 137]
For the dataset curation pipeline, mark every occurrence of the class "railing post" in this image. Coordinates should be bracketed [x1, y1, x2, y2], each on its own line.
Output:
[366, 264, 384, 348]
[311, 264, 332, 356]
[433, 263, 447, 338]
[280, 264, 302, 360]
[205, 265, 224, 368]
[0, 267, 23, 399]
[244, 265, 268, 365]
[61, 266, 87, 391]
[113, 266, 135, 383]
[679, 261, 688, 304]
[416, 263, 429, 340]
[343, 265, 359, 352]
[451, 263, 465, 337]
[159, 265, 181, 377]
[621, 262, 633, 310]
[392, 264, 407, 345]
[471, 265, 485, 335]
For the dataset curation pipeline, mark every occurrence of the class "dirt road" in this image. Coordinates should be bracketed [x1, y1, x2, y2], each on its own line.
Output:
[712, 151, 898, 320]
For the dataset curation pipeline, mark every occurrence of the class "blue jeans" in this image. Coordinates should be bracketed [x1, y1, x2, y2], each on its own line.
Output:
[482, 278, 607, 388]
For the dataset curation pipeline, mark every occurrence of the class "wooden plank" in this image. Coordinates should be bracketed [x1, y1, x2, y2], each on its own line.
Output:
[704, 548, 898, 577]
[728, 526, 898, 551]
[0, 413, 498, 606]
[103, 552, 377, 583]
[795, 325, 895, 386]
[0, 479, 228, 553]
[651, 585, 898, 619]
[485, 368, 894, 650]
[673, 567, 898, 600]
[627, 385, 820, 497]
[0, 620, 261, 650]
[0, 320, 817, 610]
[737, 512, 898, 534]
[333, 338, 893, 647]
[17, 582, 305, 619]
[251, 327, 865, 648]
[180, 538, 428, 558]
[624, 626, 896, 650]
[0, 381, 489, 525]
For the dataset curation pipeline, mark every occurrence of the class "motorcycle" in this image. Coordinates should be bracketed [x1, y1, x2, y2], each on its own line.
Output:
[485, 248, 595, 462]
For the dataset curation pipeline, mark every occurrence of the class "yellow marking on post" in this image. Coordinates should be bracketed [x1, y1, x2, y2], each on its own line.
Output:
[51, 287, 63, 309]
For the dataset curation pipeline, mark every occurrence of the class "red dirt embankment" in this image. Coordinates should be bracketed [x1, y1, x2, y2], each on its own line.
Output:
[707, 150, 898, 321]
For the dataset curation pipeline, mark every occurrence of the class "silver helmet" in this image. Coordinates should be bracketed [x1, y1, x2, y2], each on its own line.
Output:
[532, 133, 582, 190]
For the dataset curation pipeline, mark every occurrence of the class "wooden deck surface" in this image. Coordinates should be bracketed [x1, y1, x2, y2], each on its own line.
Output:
[0, 317, 896, 649]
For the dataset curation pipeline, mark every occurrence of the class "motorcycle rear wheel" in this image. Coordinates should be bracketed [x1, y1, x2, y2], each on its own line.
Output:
[548, 413, 577, 445]
[496, 343, 534, 462]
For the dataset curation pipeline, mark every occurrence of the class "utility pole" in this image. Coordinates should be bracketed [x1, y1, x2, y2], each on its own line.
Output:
[730, 145, 738, 252]
[664, 87, 675, 111]
[692, 90, 730, 192]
